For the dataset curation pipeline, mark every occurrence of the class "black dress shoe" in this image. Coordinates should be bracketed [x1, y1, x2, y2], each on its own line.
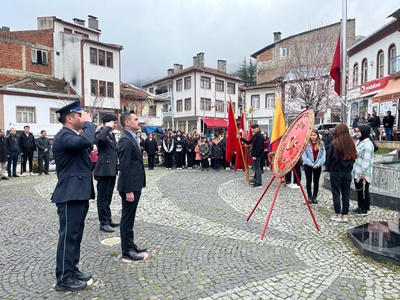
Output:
[55, 276, 87, 292]
[100, 224, 115, 232]
[109, 220, 120, 227]
[122, 250, 144, 261]
[133, 243, 147, 253]
[73, 269, 92, 281]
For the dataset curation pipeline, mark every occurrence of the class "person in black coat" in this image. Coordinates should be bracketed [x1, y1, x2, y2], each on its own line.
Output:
[174, 130, 185, 169]
[0, 129, 9, 179]
[238, 123, 264, 188]
[5, 128, 20, 177]
[18, 125, 36, 175]
[52, 100, 96, 292]
[383, 110, 395, 141]
[94, 114, 119, 233]
[117, 112, 148, 262]
[35, 130, 51, 175]
[144, 132, 158, 170]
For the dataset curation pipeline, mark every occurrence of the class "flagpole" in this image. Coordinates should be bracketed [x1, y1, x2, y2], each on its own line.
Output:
[341, 0, 347, 123]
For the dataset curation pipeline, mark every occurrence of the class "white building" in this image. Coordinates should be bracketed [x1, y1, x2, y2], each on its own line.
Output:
[347, 10, 400, 132]
[143, 53, 241, 136]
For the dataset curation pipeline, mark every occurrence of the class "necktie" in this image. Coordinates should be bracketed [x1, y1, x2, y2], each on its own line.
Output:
[133, 135, 140, 149]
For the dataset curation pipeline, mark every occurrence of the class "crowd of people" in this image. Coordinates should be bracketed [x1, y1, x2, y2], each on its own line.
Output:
[352, 110, 395, 141]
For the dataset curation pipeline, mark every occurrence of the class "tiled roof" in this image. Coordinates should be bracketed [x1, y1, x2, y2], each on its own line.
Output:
[120, 83, 166, 101]
[0, 74, 19, 84]
[0, 76, 79, 98]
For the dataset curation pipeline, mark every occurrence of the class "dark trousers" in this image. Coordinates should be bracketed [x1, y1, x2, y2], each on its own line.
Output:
[330, 171, 352, 215]
[371, 127, 379, 140]
[38, 152, 50, 174]
[286, 161, 302, 184]
[7, 151, 19, 176]
[212, 158, 220, 170]
[95, 176, 116, 226]
[21, 149, 34, 173]
[304, 165, 322, 199]
[175, 151, 184, 168]
[354, 179, 370, 211]
[56, 200, 89, 284]
[187, 152, 194, 168]
[148, 154, 155, 169]
[164, 152, 173, 168]
[201, 158, 209, 169]
[385, 127, 393, 141]
[119, 191, 141, 254]
[253, 157, 262, 185]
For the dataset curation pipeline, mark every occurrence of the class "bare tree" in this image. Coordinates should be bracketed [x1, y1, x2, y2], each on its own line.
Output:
[282, 24, 341, 121]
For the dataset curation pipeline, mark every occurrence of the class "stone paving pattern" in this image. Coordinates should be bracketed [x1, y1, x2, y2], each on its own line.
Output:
[0, 168, 400, 299]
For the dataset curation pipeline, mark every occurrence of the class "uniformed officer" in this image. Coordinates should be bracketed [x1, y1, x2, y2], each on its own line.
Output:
[94, 114, 119, 232]
[52, 100, 96, 292]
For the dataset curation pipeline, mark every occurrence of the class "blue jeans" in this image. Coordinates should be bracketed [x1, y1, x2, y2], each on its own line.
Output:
[7, 151, 19, 176]
[330, 171, 352, 215]
[384, 127, 393, 141]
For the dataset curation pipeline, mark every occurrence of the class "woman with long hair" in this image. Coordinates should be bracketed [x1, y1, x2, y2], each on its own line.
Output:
[162, 131, 174, 169]
[352, 124, 374, 216]
[185, 132, 195, 169]
[326, 123, 357, 223]
[302, 128, 326, 204]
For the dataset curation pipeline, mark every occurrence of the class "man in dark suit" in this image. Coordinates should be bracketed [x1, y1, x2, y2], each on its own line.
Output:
[94, 114, 119, 233]
[117, 112, 148, 262]
[18, 125, 36, 175]
[5, 128, 20, 177]
[52, 100, 96, 292]
[36, 130, 51, 175]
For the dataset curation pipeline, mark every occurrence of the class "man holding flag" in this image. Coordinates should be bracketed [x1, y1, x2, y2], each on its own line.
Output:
[237, 123, 264, 188]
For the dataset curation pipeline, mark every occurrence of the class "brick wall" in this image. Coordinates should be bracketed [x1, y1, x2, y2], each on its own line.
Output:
[0, 42, 22, 69]
[0, 29, 53, 47]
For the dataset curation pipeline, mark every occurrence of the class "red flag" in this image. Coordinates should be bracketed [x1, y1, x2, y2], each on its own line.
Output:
[225, 99, 238, 163]
[246, 119, 253, 165]
[330, 34, 341, 96]
[235, 114, 246, 171]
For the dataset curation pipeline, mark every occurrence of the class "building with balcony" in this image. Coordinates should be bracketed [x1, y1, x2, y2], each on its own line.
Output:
[142, 53, 241, 136]
[347, 9, 400, 132]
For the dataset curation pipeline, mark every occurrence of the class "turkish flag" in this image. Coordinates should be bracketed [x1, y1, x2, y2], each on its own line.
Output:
[225, 99, 238, 163]
[235, 114, 247, 171]
[330, 34, 341, 96]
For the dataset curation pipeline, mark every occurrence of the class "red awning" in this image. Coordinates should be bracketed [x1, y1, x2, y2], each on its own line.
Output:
[202, 118, 228, 128]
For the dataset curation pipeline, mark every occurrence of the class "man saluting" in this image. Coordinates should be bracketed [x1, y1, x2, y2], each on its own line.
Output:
[52, 100, 96, 292]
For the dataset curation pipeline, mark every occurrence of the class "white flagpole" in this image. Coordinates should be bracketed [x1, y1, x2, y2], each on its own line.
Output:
[341, 0, 347, 123]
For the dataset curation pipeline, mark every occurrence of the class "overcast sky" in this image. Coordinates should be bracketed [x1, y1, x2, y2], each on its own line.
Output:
[3, 1, 399, 85]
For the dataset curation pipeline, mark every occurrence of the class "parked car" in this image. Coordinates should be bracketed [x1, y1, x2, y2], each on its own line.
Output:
[314, 123, 354, 137]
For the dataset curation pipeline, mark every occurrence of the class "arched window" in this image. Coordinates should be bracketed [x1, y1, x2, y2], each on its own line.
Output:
[377, 50, 384, 78]
[352, 63, 359, 87]
[389, 44, 397, 74]
[361, 58, 368, 84]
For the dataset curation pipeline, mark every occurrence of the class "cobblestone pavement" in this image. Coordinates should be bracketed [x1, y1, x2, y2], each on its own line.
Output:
[0, 168, 399, 299]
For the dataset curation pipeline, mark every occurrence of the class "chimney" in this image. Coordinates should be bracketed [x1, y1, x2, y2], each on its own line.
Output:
[174, 63, 183, 73]
[88, 15, 99, 30]
[167, 68, 174, 75]
[73, 18, 85, 27]
[193, 55, 198, 66]
[0, 26, 10, 33]
[217, 60, 227, 73]
[273, 32, 282, 42]
[197, 52, 205, 67]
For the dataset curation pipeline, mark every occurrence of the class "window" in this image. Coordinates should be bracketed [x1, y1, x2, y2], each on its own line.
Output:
[106, 52, 113, 68]
[215, 80, 224, 92]
[227, 82, 235, 94]
[215, 100, 224, 112]
[389, 44, 397, 74]
[176, 79, 183, 91]
[251, 95, 260, 109]
[176, 100, 183, 112]
[75, 31, 89, 38]
[377, 50, 384, 78]
[184, 76, 191, 89]
[200, 76, 211, 89]
[91, 79, 98, 96]
[352, 63, 359, 87]
[31, 49, 47, 65]
[50, 108, 58, 124]
[265, 94, 275, 108]
[107, 82, 114, 98]
[16, 106, 35, 123]
[90, 48, 97, 64]
[99, 81, 106, 96]
[184, 98, 191, 111]
[64, 28, 73, 34]
[149, 87, 154, 94]
[98, 50, 105, 66]
[280, 47, 290, 58]
[200, 98, 211, 110]
[361, 58, 368, 84]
